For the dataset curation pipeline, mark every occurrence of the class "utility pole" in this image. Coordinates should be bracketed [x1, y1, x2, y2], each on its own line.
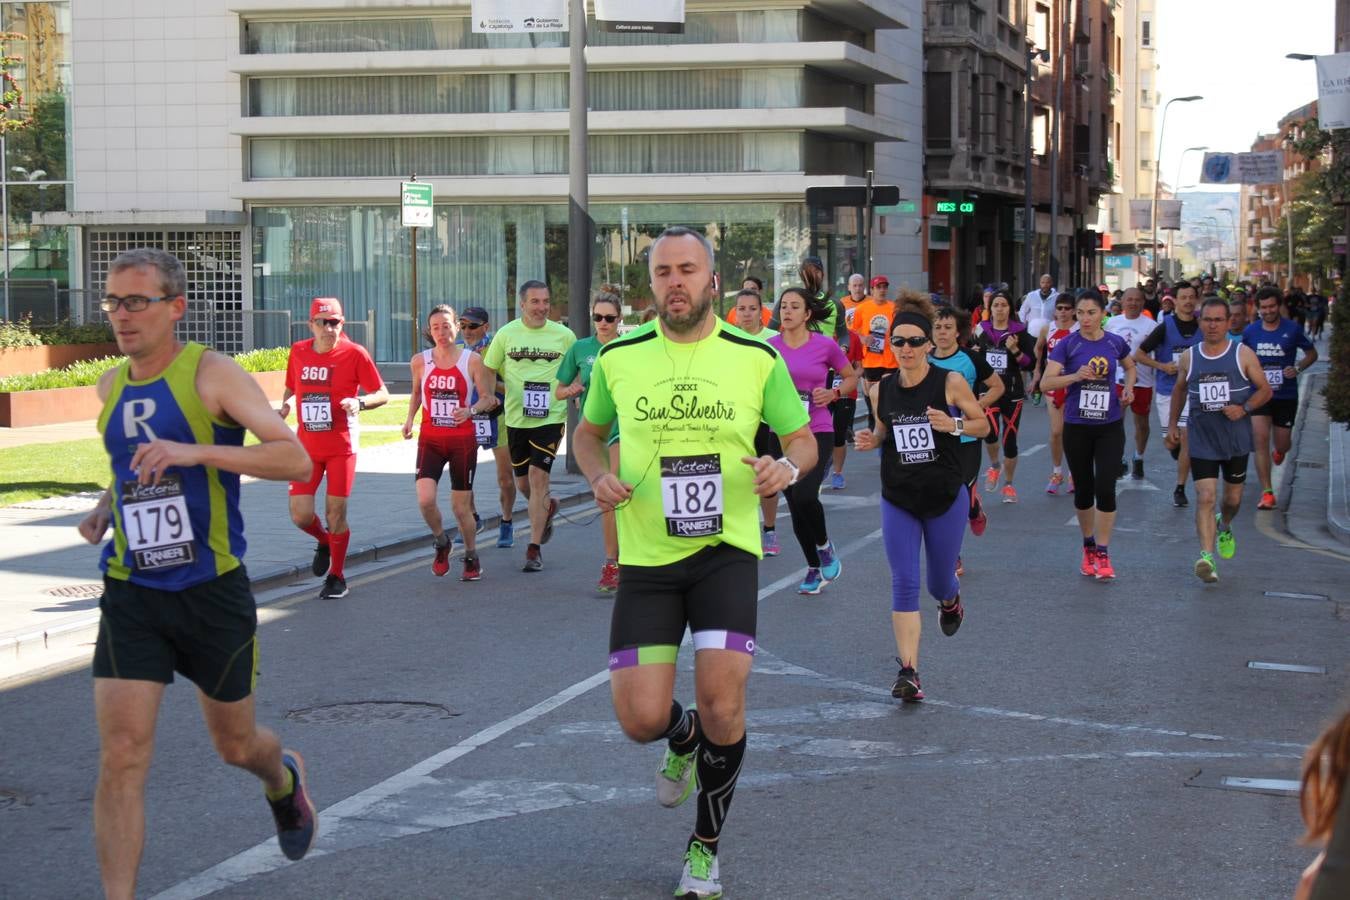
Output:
[1049, 15, 1065, 286]
[565, 0, 590, 474]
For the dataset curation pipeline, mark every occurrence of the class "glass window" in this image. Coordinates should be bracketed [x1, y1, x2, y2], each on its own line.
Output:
[242, 10, 804, 54]
[248, 133, 803, 179]
[246, 68, 851, 117]
[252, 201, 809, 361]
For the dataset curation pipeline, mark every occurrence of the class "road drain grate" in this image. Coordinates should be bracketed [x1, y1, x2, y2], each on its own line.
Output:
[41, 584, 104, 599]
[286, 701, 460, 725]
[0, 789, 32, 810]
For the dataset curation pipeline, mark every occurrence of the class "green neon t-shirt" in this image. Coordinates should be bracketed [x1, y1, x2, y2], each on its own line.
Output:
[482, 317, 577, 429]
[583, 319, 809, 567]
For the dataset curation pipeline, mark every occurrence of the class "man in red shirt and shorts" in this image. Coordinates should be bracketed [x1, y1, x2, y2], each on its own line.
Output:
[280, 298, 388, 599]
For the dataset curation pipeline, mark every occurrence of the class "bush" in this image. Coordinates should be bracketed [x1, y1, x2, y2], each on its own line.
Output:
[34, 320, 115, 345]
[0, 317, 43, 350]
[1325, 287, 1350, 425]
[0, 355, 123, 392]
[0, 346, 290, 392]
[233, 346, 290, 373]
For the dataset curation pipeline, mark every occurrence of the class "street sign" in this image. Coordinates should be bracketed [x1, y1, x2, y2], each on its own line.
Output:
[806, 185, 901, 208]
[1104, 254, 1134, 268]
[401, 181, 434, 228]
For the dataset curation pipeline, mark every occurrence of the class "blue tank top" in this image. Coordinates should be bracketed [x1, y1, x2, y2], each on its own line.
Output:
[1154, 315, 1201, 397]
[929, 347, 979, 444]
[1185, 341, 1254, 461]
[98, 343, 247, 590]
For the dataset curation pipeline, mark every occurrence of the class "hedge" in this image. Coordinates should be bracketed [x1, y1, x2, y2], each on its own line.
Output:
[0, 345, 290, 392]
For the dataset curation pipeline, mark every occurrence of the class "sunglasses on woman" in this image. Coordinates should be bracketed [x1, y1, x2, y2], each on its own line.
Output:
[890, 335, 930, 348]
[592, 313, 619, 323]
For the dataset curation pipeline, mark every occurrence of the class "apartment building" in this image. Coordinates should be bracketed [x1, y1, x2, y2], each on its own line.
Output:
[1239, 100, 1320, 285]
[38, 0, 924, 362]
[924, 0, 1115, 305]
[1104, 0, 1154, 287]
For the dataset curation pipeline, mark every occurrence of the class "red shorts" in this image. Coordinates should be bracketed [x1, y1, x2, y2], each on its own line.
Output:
[415, 435, 478, 490]
[289, 453, 357, 498]
[1116, 384, 1152, 416]
[1049, 389, 1067, 409]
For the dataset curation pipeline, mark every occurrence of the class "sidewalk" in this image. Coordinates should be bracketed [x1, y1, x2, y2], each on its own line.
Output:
[1283, 364, 1350, 550]
[0, 435, 594, 665]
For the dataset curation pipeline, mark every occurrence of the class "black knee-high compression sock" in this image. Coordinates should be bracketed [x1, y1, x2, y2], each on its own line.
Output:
[663, 701, 700, 754]
[692, 733, 747, 854]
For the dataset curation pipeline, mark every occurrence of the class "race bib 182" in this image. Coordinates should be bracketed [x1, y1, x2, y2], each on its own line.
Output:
[660, 454, 723, 538]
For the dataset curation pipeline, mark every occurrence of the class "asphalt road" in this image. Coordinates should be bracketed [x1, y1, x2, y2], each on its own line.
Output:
[2, 399, 1347, 899]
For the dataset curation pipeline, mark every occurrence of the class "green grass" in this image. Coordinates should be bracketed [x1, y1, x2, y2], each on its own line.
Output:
[0, 438, 112, 506]
[0, 407, 411, 507]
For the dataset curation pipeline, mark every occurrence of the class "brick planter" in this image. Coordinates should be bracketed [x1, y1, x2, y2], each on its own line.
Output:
[0, 343, 121, 378]
[0, 369, 288, 428]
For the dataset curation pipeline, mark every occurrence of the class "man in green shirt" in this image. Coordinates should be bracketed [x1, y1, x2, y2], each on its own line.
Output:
[575, 226, 816, 899]
[481, 280, 576, 572]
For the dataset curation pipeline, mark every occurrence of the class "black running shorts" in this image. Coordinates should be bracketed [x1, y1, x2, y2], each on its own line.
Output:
[1190, 454, 1249, 485]
[1250, 397, 1297, 430]
[507, 422, 564, 478]
[608, 543, 758, 670]
[92, 566, 258, 702]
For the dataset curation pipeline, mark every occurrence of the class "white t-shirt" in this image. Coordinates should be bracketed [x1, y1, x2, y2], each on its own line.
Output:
[1104, 314, 1156, 389]
[1020, 290, 1057, 343]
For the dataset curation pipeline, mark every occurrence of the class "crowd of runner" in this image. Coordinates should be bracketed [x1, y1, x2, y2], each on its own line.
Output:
[79, 242, 1328, 899]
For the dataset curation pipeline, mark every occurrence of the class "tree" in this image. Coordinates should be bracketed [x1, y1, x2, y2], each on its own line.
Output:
[1266, 171, 1339, 286]
[1285, 118, 1350, 425]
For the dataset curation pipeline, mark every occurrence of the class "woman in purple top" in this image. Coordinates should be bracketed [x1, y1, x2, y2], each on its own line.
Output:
[1041, 289, 1137, 581]
[973, 293, 1036, 503]
[769, 288, 859, 594]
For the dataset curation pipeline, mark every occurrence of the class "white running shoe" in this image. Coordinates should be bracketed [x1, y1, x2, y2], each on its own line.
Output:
[675, 841, 722, 899]
[656, 745, 697, 808]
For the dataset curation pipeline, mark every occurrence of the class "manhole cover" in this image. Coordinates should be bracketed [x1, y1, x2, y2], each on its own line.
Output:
[286, 701, 460, 725]
[0, 789, 32, 810]
[41, 584, 104, 599]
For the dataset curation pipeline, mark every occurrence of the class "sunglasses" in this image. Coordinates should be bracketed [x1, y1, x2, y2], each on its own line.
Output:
[461, 321, 486, 329]
[890, 335, 930, 348]
[313, 318, 342, 327]
[592, 313, 619, 323]
[1055, 305, 1074, 311]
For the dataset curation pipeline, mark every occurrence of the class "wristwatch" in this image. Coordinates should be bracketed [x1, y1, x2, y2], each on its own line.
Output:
[357, 398, 367, 411]
[953, 417, 965, 436]
[776, 456, 801, 485]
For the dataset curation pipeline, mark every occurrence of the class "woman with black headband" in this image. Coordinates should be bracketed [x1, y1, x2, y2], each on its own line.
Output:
[854, 299, 988, 701]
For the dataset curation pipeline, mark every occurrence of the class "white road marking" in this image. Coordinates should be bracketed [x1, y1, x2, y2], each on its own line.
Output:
[152, 530, 889, 899]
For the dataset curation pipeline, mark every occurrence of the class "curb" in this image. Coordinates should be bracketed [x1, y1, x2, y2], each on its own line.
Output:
[0, 488, 599, 672]
[1328, 410, 1350, 545]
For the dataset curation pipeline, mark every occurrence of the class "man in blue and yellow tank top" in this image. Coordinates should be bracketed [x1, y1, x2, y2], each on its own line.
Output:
[77, 248, 318, 898]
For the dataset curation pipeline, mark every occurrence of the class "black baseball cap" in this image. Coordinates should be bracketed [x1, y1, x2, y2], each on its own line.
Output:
[459, 306, 489, 325]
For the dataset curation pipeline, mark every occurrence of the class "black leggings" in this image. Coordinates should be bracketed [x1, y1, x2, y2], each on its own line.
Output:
[831, 398, 858, 448]
[784, 433, 834, 567]
[984, 397, 1024, 458]
[1063, 420, 1126, 513]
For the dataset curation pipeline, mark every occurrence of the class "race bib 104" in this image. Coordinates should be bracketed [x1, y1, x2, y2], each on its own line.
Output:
[1197, 374, 1231, 412]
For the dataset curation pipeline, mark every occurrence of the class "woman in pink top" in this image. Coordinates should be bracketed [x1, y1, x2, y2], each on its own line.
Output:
[769, 289, 859, 595]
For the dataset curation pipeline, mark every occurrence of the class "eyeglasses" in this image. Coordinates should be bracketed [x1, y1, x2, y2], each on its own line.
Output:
[461, 321, 486, 329]
[592, 313, 619, 323]
[313, 318, 342, 327]
[100, 295, 173, 312]
[890, 335, 930, 348]
[1055, 305, 1074, 311]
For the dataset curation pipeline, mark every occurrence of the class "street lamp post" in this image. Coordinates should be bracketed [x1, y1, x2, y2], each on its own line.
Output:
[1214, 206, 1239, 276]
[1167, 146, 1208, 275]
[1022, 43, 1049, 296]
[1152, 95, 1203, 278]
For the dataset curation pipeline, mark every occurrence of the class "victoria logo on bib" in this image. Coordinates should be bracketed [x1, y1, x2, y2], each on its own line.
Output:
[660, 454, 723, 537]
[891, 414, 936, 464]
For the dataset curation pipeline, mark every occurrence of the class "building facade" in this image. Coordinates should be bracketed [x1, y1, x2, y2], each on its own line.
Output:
[924, 0, 1115, 308]
[1239, 100, 1321, 286]
[1104, 0, 1153, 287]
[39, 0, 925, 362]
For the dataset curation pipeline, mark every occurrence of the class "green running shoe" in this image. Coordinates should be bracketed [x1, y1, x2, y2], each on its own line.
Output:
[1216, 515, 1236, 560]
[656, 745, 697, 808]
[1194, 551, 1219, 584]
[675, 840, 722, 899]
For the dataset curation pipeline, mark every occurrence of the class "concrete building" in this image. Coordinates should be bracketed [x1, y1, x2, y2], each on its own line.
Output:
[923, 0, 1115, 307]
[1104, 0, 1155, 289]
[34, 0, 925, 362]
[1239, 100, 1321, 286]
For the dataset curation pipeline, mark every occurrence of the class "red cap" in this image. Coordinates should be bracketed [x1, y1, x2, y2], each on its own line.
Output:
[310, 297, 344, 321]
[869, 276, 890, 288]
